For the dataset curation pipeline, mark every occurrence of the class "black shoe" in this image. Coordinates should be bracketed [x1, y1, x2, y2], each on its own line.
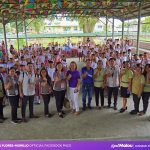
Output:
[22, 118, 28, 123]
[0, 119, 4, 123]
[29, 115, 39, 118]
[106, 105, 111, 109]
[82, 107, 86, 111]
[120, 107, 127, 113]
[61, 111, 66, 115]
[2, 117, 8, 120]
[88, 106, 92, 109]
[130, 110, 138, 115]
[59, 114, 64, 118]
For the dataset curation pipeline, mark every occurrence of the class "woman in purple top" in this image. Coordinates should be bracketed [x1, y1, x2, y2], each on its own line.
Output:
[67, 61, 80, 115]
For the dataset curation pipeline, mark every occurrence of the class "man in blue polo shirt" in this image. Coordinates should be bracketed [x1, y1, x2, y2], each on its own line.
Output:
[81, 59, 94, 110]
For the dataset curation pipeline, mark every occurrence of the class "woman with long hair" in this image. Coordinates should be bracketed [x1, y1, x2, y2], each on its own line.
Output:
[40, 68, 53, 118]
[4, 67, 21, 124]
[53, 62, 67, 118]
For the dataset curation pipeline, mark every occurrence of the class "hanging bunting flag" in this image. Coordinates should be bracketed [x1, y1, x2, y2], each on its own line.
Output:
[63, 0, 68, 7]
[86, 1, 91, 7]
[20, 4, 24, 8]
[50, 0, 55, 4]
[57, 0, 62, 9]
[24, 0, 29, 6]
[29, 0, 35, 3]
[25, 3, 34, 9]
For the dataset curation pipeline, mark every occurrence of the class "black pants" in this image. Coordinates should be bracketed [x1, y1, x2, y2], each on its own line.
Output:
[22, 95, 34, 118]
[132, 93, 140, 112]
[42, 94, 50, 115]
[94, 87, 104, 107]
[142, 92, 150, 113]
[0, 97, 4, 119]
[108, 87, 119, 107]
[8, 96, 19, 121]
[54, 90, 66, 113]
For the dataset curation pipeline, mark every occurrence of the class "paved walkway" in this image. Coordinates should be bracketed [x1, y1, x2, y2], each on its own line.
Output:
[0, 58, 150, 140]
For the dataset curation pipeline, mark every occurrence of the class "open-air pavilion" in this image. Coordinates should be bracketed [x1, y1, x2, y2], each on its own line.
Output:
[0, 0, 150, 140]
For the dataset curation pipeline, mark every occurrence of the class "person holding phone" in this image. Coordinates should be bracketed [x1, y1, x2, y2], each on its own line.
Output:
[53, 62, 67, 118]
[4, 67, 20, 124]
[120, 61, 133, 113]
[93, 60, 106, 109]
[40, 68, 53, 118]
[130, 64, 145, 115]
[67, 61, 80, 115]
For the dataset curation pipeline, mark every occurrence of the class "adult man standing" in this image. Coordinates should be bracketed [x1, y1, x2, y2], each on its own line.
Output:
[81, 59, 94, 110]
[19, 62, 38, 122]
[106, 58, 120, 110]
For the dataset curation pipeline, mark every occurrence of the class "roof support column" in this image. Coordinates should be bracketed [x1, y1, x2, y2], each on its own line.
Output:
[2, 13, 8, 57]
[122, 17, 124, 40]
[112, 17, 114, 41]
[106, 15, 108, 41]
[24, 19, 28, 46]
[136, 2, 141, 55]
[15, 16, 20, 51]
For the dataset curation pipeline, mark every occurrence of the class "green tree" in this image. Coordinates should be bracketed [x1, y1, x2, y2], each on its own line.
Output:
[29, 18, 45, 34]
[78, 17, 98, 42]
[142, 16, 150, 33]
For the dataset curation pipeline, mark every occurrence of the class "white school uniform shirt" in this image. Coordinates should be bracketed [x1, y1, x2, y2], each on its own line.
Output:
[19, 72, 35, 96]
[115, 48, 121, 53]
[106, 65, 120, 87]
[7, 62, 15, 69]
[121, 56, 127, 63]
[94, 47, 99, 52]
[83, 49, 87, 56]
[100, 58, 107, 69]
[38, 55, 45, 63]
[91, 61, 97, 69]
[143, 58, 150, 66]
[19, 61, 27, 66]
[96, 57, 99, 63]
[78, 48, 82, 53]
[47, 67, 55, 81]
[116, 58, 121, 68]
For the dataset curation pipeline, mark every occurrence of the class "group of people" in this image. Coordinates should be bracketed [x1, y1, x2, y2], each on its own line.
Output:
[0, 38, 149, 124]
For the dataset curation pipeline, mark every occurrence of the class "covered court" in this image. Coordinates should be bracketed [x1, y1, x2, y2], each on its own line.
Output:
[0, 0, 150, 141]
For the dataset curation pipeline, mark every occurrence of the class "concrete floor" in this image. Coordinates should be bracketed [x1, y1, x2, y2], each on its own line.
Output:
[0, 58, 150, 140]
